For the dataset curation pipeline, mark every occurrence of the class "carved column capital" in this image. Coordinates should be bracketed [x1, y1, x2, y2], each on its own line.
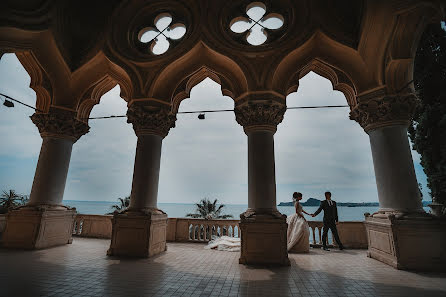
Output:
[235, 101, 286, 133]
[30, 109, 89, 142]
[349, 93, 419, 133]
[127, 105, 176, 137]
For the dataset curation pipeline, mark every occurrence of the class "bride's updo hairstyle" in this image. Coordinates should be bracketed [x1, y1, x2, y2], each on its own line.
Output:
[293, 192, 302, 202]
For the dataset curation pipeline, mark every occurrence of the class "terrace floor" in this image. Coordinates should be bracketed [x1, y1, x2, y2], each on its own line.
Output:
[1, 238, 446, 297]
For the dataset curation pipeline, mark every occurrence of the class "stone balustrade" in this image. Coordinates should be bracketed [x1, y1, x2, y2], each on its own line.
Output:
[68, 214, 368, 249]
[308, 221, 368, 249]
[73, 214, 113, 239]
[167, 218, 241, 242]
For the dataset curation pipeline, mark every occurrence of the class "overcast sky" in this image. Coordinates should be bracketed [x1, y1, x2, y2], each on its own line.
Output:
[0, 54, 429, 204]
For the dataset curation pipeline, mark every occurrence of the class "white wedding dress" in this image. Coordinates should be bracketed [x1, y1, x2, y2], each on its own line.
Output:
[286, 202, 310, 253]
[205, 236, 241, 252]
[205, 203, 309, 253]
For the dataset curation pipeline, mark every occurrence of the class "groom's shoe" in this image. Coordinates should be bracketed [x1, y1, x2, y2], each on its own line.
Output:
[322, 246, 330, 251]
[339, 246, 345, 250]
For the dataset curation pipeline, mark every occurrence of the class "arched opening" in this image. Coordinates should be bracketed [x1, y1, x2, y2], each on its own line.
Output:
[158, 78, 247, 225]
[276, 71, 430, 246]
[63, 85, 136, 214]
[0, 53, 40, 201]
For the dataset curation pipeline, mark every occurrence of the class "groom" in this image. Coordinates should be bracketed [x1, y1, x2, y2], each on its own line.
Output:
[312, 191, 344, 251]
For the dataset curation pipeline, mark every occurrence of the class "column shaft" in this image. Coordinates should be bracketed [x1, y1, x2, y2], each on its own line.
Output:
[247, 130, 277, 211]
[369, 125, 424, 213]
[28, 137, 74, 206]
[129, 134, 163, 210]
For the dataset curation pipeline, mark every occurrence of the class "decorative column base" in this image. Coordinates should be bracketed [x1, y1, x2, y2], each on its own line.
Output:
[107, 209, 167, 258]
[364, 213, 446, 271]
[1, 205, 76, 249]
[239, 210, 289, 266]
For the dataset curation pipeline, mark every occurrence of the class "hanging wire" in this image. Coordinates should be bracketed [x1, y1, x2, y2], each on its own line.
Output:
[0, 92, 44, 112]
[0, 91, 350, 120]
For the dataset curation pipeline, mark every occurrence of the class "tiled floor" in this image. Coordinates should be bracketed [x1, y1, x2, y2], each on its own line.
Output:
[1, 238, 445, 297]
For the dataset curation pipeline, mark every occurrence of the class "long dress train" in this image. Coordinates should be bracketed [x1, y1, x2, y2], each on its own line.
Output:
[287, 202, 310, 253]
[204, 236, 241, 252]
[205, 203, 309, 252]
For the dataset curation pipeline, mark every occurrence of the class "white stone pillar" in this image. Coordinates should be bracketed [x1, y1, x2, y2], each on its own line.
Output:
[125, 105, 176, 212]
[247, 129, 277, 212]
[28, 109, 89, 206]
[350, 93, 424, 215]
[369, 125, 423, 213]
[28, 137, 74, 206]
[129, 134, 163, 210]
[235, 101, 286, 216]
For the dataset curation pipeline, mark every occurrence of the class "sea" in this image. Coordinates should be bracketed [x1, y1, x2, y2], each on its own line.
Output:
[63, 200, 432, 221]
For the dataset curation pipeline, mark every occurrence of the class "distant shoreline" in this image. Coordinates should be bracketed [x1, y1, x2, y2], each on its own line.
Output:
[278, 202, 379, 207]
[278, 198, 431, 207]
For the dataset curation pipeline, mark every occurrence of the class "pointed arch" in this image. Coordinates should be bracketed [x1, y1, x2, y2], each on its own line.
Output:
[0, 27, 133, 114]
[289, 59, 357, 107]
[149, 41, 249, 109]
[15, 51, 52, 112]
[170, 66, 235, 114]
[272, 31, 375, 101]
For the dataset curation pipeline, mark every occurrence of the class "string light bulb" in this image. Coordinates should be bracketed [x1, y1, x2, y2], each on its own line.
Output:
[3, 99, 14, 108]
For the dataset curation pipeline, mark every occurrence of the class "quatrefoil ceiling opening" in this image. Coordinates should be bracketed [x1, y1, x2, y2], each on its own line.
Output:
[138, 13, 187, 55]
[230, 2, 284, 46]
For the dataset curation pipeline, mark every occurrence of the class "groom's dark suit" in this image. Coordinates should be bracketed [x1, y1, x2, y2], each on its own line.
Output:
[314, 200, 344, 249]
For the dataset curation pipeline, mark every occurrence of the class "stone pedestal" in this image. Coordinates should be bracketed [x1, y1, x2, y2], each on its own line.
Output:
[239, 212, 289, 266]
[364, 214, 446, 271]
[1, 206, 76, 249]
[107, 210, 168, 257]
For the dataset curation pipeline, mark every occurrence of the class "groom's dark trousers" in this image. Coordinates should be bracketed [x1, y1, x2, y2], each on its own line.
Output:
[314, 200, 344, 248]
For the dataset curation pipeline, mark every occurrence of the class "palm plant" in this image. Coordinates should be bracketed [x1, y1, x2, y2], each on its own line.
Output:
[107, 196, 130, 214]
[0, 190, 25, 213]
[186, 198, 233, 219]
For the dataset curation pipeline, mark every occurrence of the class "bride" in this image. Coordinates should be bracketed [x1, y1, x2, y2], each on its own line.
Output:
[287, 192, 311, 253]
[205, 192, 311, 253]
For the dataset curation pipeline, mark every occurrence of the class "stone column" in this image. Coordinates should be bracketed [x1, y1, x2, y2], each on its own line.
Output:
[107, 105, 176, 258]
[350, 93, 424, 215]
[350, 92, 446, 271]
[235, 101, 289, 265]
[2, 108, 89, 249]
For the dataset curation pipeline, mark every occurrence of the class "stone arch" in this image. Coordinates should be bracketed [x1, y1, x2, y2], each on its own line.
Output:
[149, 41, 249, 110]
[0, 28, 55, 112]
[14, 51, 52, 112]
[0, 28, 133, 115]
[74, 53, 133, 122]
[170, 66, 236, 114]
[384, 3, 444, 94]
[287, 59, 357, 107]
[272, 31, 374, 101]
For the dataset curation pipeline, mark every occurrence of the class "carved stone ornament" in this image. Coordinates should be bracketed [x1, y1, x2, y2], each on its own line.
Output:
[235, 101, 286, 133]
[127, 105, 176, 137]
[30, 110, 90, 141]
[349, 93, 419, 133]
